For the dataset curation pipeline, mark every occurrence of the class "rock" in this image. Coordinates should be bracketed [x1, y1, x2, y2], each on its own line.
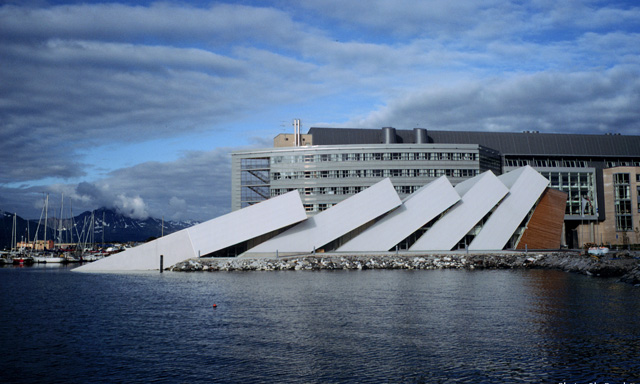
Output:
[170, 253, 640, 285]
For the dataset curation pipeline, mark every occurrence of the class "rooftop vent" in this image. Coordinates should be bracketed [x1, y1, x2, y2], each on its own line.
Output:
[382, 127, 397, 144]
[414, 128, 428, 144]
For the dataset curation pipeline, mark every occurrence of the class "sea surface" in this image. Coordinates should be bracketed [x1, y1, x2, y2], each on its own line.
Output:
[1, 264, 639, 384]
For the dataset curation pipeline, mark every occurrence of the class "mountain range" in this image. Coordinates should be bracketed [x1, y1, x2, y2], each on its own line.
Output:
[0, 208, 199, 250]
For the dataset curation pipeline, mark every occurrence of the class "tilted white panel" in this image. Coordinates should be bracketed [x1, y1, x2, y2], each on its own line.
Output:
[187, 191, 307, 256]
[469, 166, 549, 251]
[73, 229, 195, 272]
[337, 176, 460, 252]
[74, 191, 307, 272]
[409, 171, 509, 251]
[246, 178, 402, 254]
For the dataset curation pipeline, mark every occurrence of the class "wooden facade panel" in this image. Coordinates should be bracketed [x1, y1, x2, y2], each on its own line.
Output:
[516, 188, 567, 250]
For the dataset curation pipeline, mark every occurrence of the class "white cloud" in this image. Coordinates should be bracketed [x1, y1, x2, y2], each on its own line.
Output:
[348, 67, 640, 134]
[114, 194, 149, 220]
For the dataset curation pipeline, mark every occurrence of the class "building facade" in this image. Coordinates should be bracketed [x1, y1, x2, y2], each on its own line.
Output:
[232, 127, 640, 248]
[598, 167, 640, 247]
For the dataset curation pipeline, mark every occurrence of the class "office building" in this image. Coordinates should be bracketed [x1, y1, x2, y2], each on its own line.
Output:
[233, 127, 640, 248]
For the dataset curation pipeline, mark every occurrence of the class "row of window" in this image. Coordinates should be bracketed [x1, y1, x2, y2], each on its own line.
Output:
[606, 161, 640, 168]
[505, 158, 590, 168]
[272, 168, 479, 180]
[544, 172, 594, 190]
[271, 152, 479, 164]
[240, 158, 269, 170]
[304, 203, 335, 212]
[272, 184, 423, 198]
[539, 171, 597, 216]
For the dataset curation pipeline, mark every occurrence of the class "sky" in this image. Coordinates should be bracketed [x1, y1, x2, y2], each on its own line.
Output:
[1, 0, 639, 221]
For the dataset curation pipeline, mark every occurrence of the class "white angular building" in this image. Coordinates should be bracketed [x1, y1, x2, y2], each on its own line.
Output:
[76, 167, 565, 272]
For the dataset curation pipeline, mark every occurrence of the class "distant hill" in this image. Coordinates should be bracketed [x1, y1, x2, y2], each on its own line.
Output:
[0, 208, 199, 250]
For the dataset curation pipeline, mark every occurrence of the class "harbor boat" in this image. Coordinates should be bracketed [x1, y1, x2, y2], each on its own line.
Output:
[33, 253, 65, 263]
[0, 252, 11, 265]
[11, 255, 35, 265]
[64, 252, 81, 263]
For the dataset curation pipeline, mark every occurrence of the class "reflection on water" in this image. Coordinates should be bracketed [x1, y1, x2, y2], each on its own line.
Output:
[0, 267, 638, 383]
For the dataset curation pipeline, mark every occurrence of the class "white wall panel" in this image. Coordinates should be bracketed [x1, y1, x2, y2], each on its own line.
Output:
[409, 171, 508, 251]
[245, 178, 402, 254]
[469, 166, 549, 251]
[337, 176, 460, 252]
[74, 191, 307, 272]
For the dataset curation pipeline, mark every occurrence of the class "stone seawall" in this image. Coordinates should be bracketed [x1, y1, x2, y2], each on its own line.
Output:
[170, 252, 640, 285]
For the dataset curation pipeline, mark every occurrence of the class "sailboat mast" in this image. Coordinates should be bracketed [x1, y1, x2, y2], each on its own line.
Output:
[11, 213, 17, 251]
[102, 211, 105, 245]
[58, 193, 64, 248]
[44, 193, 48, 250]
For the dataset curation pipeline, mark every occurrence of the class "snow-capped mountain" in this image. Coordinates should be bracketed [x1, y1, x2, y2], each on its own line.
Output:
[0, 208, 200, 248]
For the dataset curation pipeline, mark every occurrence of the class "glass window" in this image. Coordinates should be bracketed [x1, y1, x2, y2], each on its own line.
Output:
[615, 185, 630, 200]
[614, 173, 630, 184]
[614, 173, 632, 231]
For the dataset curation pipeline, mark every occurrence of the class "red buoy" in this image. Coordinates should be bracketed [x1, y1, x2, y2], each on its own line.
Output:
[212, 304, 217, 308]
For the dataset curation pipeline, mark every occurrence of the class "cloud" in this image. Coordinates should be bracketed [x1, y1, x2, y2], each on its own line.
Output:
[1, 1, 639, 221]
[347, 67, 640, 134]
[0, 2, 303, 47]
[85, 147, 234, 221]
[1, 145, 236, 221]
[113, 194, 149, 220]
[0, 2, 325, 185]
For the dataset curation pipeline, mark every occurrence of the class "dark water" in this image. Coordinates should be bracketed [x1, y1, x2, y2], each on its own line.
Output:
[1, 265, 639, 384]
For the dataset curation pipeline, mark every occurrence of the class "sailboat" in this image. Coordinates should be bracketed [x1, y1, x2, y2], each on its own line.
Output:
[32, 194, 65, 264]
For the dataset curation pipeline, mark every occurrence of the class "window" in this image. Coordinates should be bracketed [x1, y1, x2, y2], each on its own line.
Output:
[614, 173, 630, 184]
[614, 173, 632, 231]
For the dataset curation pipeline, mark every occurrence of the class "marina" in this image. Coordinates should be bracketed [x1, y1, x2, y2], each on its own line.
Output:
[1, 194, 130, 266]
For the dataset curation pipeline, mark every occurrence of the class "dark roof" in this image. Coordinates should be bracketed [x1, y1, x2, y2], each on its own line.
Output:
[307, 127, 640, 157]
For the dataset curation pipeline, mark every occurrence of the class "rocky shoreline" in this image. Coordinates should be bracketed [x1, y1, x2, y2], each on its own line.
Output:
[170, 251, 640, 285]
